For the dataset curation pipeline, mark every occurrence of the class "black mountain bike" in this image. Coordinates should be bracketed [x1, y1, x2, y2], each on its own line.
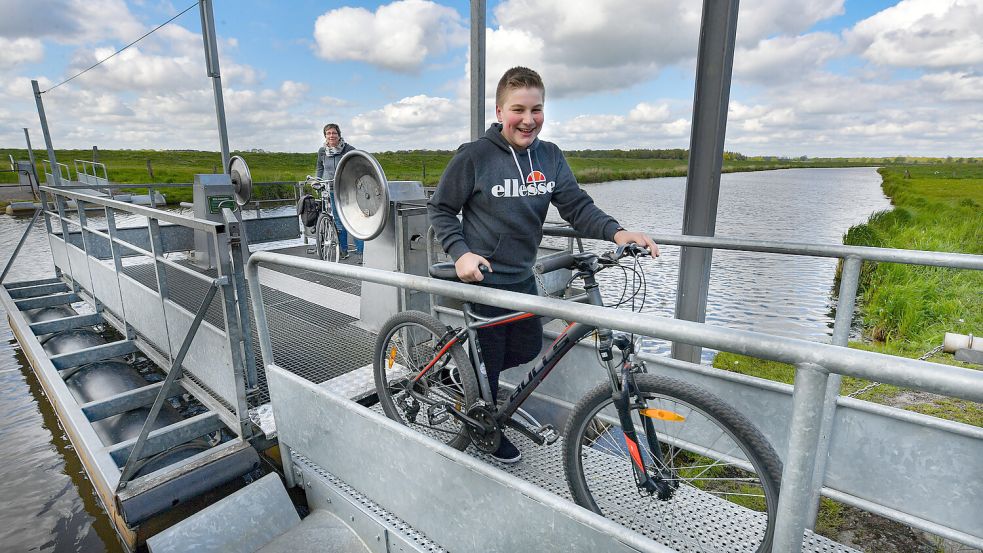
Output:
[373, 244, 782, 551]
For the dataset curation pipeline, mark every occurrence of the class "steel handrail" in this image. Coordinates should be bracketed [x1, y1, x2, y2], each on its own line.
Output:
[40, 185, 222, 233]
[245, 252, 983, 402]
[543, 227, 983, 270]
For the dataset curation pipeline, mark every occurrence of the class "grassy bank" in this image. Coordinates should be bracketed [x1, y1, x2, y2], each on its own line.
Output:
[1, 147, 909, 204]
[712, 163, 981, 547]
[714, 162, 982, 425]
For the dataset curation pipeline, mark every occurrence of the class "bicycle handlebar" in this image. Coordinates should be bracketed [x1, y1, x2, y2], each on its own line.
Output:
[535, 243, 650, 274]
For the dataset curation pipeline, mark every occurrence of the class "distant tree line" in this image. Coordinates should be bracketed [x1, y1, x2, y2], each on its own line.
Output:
[565, 148, 751, 161]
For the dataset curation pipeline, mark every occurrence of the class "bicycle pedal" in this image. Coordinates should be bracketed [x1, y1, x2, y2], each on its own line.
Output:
[536, 424, 558, 445]
[427, 404, 450, 425]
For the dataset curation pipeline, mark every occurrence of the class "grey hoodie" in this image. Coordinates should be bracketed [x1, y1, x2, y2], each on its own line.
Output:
[428, 123, 621, 284]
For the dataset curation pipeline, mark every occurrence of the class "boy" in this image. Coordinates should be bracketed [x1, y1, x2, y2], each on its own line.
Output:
[427, 66, 658, 463]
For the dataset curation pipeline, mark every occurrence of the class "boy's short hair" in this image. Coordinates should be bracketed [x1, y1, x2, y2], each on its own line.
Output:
[323, 123, 341, 136]
[495, 66, 545, 107]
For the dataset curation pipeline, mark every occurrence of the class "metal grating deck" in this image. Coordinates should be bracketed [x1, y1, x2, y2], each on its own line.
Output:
[120, 250, 376, 407]
[335, 401, 856, 553]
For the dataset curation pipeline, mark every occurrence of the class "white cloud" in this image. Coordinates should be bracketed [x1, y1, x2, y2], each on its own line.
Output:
[349, 94, 468, 150]
[0, 37, 44, 69]
[736, 0, 845, 45]
[487, 0, 701, 99]
[545, 103, 690, 149]
[847, 0, 983, 69]
[735, 32, 842, 82]
[312, 0, 467, 72]
[0, 0, 144, 44]
[918, 71, 983, 101]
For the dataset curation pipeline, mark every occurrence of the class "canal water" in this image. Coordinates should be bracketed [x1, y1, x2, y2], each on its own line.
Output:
[0, 167, 889, 551]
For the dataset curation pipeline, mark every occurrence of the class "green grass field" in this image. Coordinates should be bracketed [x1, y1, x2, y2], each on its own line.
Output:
[0, 147, 914, 206]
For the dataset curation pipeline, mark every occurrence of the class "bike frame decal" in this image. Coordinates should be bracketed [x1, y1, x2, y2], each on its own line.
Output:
[480, 311, 537, 329]
[412, 335, 461, 383]
[624, 434, 646, 470]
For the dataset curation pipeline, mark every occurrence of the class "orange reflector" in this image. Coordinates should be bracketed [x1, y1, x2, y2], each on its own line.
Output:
[387, 346, 397, 369]
[639, 408, 686, 422]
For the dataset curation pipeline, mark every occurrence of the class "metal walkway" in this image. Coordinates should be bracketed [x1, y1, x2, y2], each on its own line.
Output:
[247, 248, 857, 553]
[122, 249, 376, 406]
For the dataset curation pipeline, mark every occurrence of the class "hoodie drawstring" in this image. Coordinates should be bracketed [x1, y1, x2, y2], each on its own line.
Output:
[508, 145, 536, 184]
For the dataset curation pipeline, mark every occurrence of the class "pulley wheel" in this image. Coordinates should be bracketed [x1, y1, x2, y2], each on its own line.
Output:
[228, 155, 253, 206]
[333, 150, 390, 240]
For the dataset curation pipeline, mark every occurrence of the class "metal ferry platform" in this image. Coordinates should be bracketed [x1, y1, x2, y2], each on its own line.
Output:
[187, 241, 857, 553]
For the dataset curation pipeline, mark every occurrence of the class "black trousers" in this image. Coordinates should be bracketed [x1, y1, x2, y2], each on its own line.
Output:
[473, 276, 543, 403]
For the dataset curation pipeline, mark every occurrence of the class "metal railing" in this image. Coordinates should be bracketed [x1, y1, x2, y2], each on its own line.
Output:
[36, 184, 255, 484]
[245, 239, 983, 552]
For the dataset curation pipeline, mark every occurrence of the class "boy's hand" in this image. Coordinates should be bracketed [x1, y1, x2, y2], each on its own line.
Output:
[614, 230, 661, 257]
[455, 252, 492, 282]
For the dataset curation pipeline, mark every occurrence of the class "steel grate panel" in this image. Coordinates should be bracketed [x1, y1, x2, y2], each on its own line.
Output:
[363, 405, 856, 553]
[264, 262, 362, 295]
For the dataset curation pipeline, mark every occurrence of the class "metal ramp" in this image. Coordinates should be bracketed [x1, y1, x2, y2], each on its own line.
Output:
[146, 473, 370, 553]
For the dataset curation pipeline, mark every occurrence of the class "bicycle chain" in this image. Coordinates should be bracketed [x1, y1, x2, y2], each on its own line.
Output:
[847, 344, 944, 398]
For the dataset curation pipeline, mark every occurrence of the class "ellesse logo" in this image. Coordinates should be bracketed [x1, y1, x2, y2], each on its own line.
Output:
[492, 171, 555, 197]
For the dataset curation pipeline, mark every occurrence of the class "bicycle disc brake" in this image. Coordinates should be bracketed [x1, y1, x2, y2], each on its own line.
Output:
[466, 405, 501, 453]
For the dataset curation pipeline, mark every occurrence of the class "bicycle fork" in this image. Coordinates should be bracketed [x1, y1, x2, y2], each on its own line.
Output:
[605, 336, 678, 501]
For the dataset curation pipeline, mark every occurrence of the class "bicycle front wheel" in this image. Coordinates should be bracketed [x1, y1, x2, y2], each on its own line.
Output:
[373, 311, 479, 450]
[316, 216, 341, 262]
[564, 374, 781, 553]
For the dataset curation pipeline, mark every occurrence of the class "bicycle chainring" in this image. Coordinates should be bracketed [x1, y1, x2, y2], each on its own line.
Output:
[465, 405, 501, 453]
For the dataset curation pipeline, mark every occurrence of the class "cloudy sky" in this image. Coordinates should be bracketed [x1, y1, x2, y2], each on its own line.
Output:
[1, 0, 981, 157]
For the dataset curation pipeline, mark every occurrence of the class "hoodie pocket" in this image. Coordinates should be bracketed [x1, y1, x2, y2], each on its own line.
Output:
[485, 234, 537, 273]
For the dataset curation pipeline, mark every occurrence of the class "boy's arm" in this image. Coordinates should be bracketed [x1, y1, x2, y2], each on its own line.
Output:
[550, 151, 621, 241]
[427, 149, 474, 262]
[551, 150, 660, 255]
[427, 149, 492, 281]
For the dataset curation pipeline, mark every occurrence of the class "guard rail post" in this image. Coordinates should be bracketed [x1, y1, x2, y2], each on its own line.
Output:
[804, 255, 863, 527]
[773, 362, 829, 552]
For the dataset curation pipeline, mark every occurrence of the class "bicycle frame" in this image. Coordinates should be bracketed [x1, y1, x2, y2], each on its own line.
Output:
[406, 266, 670, 494]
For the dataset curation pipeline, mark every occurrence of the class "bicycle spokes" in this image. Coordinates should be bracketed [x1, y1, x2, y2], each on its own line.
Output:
[569, 381, 779, 552]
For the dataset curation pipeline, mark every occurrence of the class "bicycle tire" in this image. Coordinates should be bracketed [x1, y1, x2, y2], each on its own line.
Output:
[563, 374, 782, 552]
[373, 311, 479, 450]
[316, 215, 341, 262]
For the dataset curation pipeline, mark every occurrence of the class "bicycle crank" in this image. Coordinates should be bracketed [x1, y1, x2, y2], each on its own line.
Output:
[465, 405, 501, 453]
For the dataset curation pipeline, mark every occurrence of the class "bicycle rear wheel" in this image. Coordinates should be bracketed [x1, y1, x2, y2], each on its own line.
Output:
[316, 215, 341, 262]
[563, 374, 781, 552]
[373, 311, 479, 450]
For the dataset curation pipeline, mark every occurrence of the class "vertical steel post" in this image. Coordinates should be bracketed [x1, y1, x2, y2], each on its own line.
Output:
[470, 0, 486, 141]
[23, 128, 40, 199]
[672, 0, 739, 363]
[148, 218, 174, 361]
[803, 255, 863, 527]
[75, 199, 102, 313]
[103, 206, 133, 339]
[199, 0, 231, 172]
[213, 223, 253, 439]
[244, 255, 295, 486]
[31, 80, 61, 187]
[774, 362, 829, 552]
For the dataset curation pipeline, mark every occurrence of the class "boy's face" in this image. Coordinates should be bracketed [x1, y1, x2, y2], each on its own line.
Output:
[496, 86, 544, 149]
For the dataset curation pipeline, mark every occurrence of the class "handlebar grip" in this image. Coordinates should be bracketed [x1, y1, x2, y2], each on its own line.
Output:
[535, 253, 577, 274]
